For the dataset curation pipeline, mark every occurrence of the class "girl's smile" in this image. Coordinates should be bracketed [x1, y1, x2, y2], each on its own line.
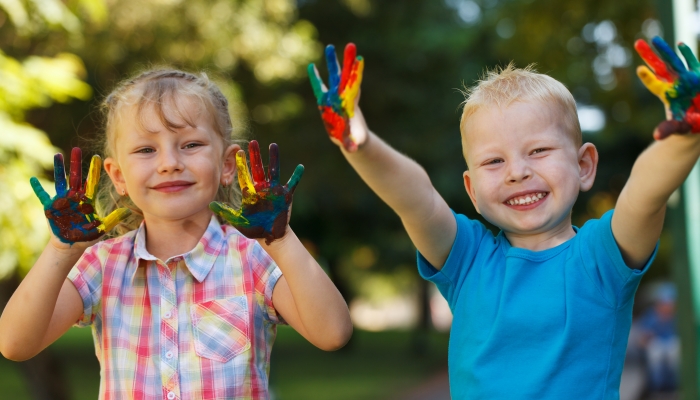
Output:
[151, 180, 195, 193]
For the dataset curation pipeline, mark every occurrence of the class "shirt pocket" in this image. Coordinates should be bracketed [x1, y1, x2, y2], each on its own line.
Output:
[190, 296, 251, 362]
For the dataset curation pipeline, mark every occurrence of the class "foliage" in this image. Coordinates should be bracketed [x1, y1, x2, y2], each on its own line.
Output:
[0, 1, 102, 279]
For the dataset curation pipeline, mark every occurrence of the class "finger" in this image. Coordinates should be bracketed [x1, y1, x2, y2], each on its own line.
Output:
[678, 43, 700, 73]
[307, 64, 328, 105]
[269, 143, 280, 185]
[30, 177, 52, 207]
[339, 43, 357, 93]
[651, 36, 687, 74]
[342, 56, 365, 118]
[635, 39, 675, 82]
[85, 155, 102, 200]
[637, 66, 673, 105]
[248, 140, 267, 186]
[98, 208, 131, 233]
[325, 45, 341, 94]
[69, 147, 82, 193]
[54, 153, 68, 197]
[285, 164, 304, 194]
[209, 201, 249, 226]
[236, 150, 256, 198]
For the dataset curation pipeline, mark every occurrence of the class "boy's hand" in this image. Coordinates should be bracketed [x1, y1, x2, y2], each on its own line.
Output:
[308, 43, 366, 152]
[635, 36, 700, 140]
[210, 140, 304, 245]
[31, 147, 131, 245]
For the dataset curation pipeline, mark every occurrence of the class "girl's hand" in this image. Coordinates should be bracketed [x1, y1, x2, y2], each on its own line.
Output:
[210, 141, 304, 245]
[30, 147, 131, 246]
[635, 36, 700, 140]
[308, 43, 366, 152]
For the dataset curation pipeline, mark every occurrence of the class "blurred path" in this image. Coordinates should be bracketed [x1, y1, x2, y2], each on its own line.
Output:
[394, 369, 450, 400]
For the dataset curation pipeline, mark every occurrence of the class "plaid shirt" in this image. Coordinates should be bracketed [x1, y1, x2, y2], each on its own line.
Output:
[68, 217, 283, 400]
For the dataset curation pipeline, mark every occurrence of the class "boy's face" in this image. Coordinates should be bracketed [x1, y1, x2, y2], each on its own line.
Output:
[462, 101, 597, 241]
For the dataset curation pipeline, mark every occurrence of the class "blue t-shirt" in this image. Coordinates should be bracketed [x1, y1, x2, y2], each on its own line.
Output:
[418, 210, 654, 399]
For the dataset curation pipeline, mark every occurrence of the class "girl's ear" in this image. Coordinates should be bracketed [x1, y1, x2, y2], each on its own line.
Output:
[221, 144, 241, 185]
[578, 142, 598, 192]
[463, 170, 481, 214]
[103, 157, 126, 193]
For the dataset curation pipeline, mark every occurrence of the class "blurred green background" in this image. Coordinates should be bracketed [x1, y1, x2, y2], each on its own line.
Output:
[0, 0, 694, 398]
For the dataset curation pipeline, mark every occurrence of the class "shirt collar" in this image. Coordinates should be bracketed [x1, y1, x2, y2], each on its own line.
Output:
[132, 216, 226, 283]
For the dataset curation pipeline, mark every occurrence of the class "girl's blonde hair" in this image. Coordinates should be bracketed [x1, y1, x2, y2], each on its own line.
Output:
[94, 69, 242, 237]
[460, 63, 582, 158]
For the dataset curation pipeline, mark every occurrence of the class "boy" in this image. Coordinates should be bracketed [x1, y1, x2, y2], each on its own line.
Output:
[308, 39, 700, 399]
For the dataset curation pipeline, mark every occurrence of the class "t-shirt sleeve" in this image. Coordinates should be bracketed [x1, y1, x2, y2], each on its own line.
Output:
[416, 211, 493, 307]
[577, 209, 656, 308]
[247, 241, 284, 324]
[67, 244, 104, 327]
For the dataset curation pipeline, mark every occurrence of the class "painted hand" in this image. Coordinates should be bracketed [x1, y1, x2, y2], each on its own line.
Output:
[635, 36, 700, 139]
[31, 147, 131, 244]
[210, 140, 304, 245]
[308, 43, 365, 152]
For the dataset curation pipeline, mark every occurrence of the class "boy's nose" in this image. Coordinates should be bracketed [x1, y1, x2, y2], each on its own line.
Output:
[157, 150, 184, 173]
[506, 161, 532, 183]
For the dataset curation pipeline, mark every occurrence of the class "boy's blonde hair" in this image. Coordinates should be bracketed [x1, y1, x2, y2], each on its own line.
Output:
[460, 63, 582, 161]
[94, 69, 242, 237]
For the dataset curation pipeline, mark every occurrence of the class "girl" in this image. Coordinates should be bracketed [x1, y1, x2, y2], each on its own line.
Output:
[0, 69, 352, 399]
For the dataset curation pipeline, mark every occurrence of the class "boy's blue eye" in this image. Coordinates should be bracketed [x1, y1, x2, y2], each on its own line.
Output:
[184, 143, 202, 149]
[531, 148, 548, 154]
[484, 159, 503, 165]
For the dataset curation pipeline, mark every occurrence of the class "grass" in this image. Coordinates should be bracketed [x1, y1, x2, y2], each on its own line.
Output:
[0, 326, 449, 399]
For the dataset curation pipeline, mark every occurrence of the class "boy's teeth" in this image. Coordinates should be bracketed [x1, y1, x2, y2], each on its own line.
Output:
[508, 192, 546, 206]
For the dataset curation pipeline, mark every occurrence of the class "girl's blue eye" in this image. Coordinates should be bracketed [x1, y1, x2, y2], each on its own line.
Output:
[184, 143, 202, 149]
[136, 148, 154, 153]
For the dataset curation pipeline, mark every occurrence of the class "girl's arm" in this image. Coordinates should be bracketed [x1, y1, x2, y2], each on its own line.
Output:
[263, 230, 352, 350]
[0, 242, 84, 360]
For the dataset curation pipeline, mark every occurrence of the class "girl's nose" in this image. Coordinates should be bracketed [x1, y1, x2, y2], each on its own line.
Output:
[157, 149, 184, 173]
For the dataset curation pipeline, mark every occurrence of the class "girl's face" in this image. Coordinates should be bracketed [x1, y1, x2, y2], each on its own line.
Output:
[104, 96, 238, 225]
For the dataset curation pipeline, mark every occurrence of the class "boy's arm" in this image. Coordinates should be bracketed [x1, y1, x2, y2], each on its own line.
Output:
[309, 44, 456, 269]
[340, 110, 457, 269]
[614, 37, 700, 269]
[612, 134, 700, 269]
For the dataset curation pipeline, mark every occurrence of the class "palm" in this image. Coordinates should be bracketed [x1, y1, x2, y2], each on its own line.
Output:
[210, 141, 303, 245]
[635, 36, 700, 139]
[31, 147, 130, 244]
[308, 43, 365, 152]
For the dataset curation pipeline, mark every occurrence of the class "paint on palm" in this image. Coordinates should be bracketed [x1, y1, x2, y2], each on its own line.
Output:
[308, 43, 365, 152]
[635, 36, 700, 139]
[210, 141, 304, 245]
[30, 147, 131, 243]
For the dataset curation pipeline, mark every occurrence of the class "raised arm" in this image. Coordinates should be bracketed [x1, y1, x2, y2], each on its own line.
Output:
[308, 44, 456, 269]
[612, 37, 700, 269]
[0, 148, 129, 360]
[210, 141, 352, 350]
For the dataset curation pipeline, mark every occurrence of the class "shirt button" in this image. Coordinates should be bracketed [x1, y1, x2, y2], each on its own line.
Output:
[164, 311, 172, 319]
[167, 392, 176, 400]
[166, 351, 173, 359]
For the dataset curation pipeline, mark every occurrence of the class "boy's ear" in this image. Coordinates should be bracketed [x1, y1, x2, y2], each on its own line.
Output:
[463, 170, 481, 214]
[103, 157, 126, 193]
[221, 144, 241, 185]
[578, 143, 598, 192]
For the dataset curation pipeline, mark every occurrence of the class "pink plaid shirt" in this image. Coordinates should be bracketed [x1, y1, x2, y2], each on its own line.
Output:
[68, 217, 283, 400]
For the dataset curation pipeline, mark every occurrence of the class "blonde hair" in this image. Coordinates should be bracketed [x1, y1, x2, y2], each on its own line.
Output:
[460, 63, 581, 161]
[94, 69, 242, 237]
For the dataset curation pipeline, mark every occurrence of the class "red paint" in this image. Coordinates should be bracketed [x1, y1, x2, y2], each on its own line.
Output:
[635, 39, 675, 82]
